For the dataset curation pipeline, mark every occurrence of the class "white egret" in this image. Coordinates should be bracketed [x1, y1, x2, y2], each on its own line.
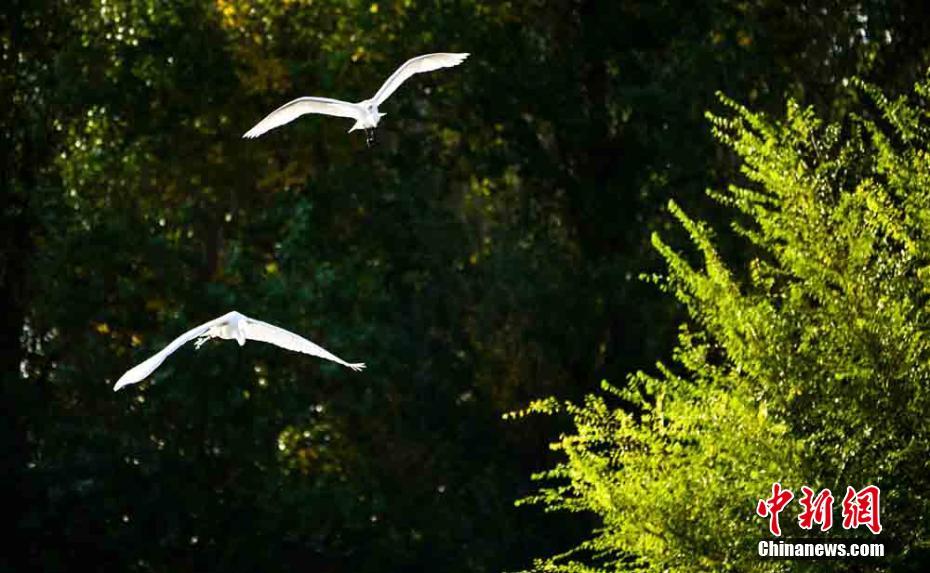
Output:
[113, 311, 365, 391]
[242, 52, 470, 146]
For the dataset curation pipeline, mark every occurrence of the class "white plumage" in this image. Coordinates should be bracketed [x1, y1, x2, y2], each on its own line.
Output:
[113, 311, 365, 391]
[242, 52, 469, 145]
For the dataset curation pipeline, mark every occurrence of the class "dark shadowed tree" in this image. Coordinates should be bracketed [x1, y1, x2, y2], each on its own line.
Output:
[2, 1, 928, 571]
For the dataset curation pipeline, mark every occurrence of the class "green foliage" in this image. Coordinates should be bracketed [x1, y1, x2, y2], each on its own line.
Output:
[515, 75, 930, 571]
[4, 1, 930, 572]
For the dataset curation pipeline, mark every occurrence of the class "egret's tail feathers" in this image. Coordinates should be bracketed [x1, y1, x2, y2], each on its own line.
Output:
[347, 362, 366, 372]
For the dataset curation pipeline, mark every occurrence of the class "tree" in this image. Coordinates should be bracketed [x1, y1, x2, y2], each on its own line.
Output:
[4, 1, 930, 572]
[513, 73, 930, 571]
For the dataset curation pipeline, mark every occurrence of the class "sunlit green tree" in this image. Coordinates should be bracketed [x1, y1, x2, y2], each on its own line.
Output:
[513, 74, 930, 572]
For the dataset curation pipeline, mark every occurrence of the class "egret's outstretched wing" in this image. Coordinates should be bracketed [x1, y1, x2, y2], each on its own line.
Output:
[243, 316, 366, 371]
[371, 52, 469, 106]
[242, 97, 364, 139]
[113, 313, 231, 391]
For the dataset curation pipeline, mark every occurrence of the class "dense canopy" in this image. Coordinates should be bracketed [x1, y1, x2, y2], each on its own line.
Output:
[2, 1, 929, 572]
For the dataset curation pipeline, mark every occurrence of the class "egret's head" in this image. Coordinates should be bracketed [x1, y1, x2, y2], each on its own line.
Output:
[366, 106, 385, 126]
[235, 329, 246, 346]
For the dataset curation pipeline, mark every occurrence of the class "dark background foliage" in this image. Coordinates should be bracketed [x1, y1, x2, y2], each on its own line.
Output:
[2, 1, 928, 571]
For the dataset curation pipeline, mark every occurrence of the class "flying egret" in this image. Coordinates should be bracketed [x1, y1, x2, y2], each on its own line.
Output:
[242, 52, 470, 146]
[113, 311, 365, 391]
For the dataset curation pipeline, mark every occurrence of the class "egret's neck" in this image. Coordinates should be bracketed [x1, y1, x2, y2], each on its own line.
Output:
[229, 314, 246, 346]
[217, 312, 247, 345]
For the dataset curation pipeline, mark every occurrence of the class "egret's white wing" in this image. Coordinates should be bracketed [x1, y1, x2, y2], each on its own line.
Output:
[113, 313, 232, 391]
[242, 316, 365, 371]
[371, 52, 469, 106]
[242, 97, 365, 139]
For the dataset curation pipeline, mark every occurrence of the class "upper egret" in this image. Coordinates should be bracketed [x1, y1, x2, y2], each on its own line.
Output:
[242, 52, 470, 146]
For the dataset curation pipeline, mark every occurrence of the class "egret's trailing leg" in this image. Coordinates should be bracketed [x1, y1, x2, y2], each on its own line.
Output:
[194, 332, 213, 349]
